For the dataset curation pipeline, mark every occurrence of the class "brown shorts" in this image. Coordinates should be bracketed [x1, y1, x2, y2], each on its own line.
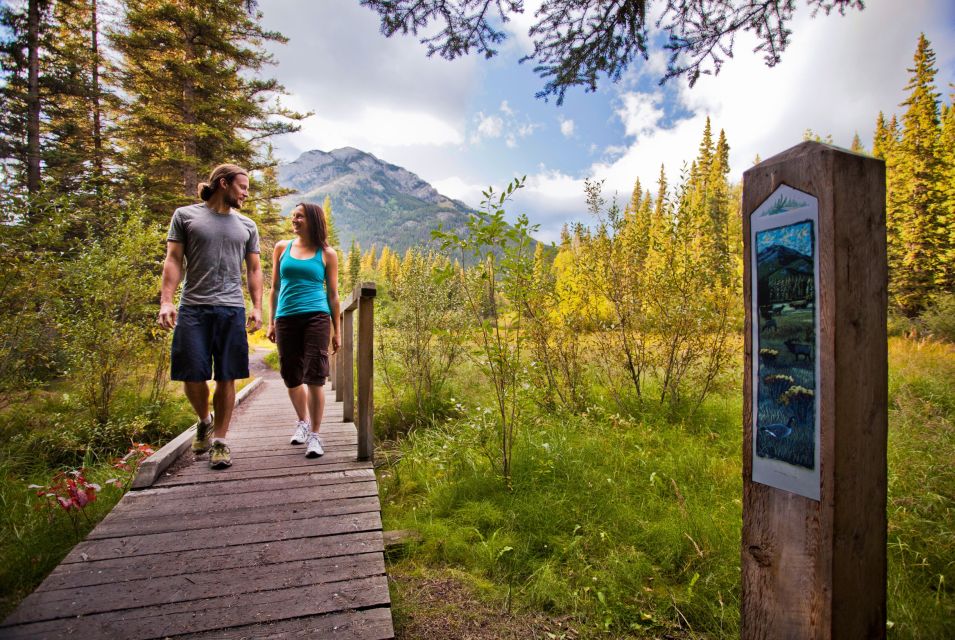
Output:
[275, 312, 331, 387]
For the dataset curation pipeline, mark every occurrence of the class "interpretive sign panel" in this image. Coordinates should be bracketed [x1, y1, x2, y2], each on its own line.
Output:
[750, 185, 820, 501]
[741, 142, 887, 639]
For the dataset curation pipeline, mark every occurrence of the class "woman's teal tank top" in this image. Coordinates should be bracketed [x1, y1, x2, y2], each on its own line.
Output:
[275, 240, 331, 318]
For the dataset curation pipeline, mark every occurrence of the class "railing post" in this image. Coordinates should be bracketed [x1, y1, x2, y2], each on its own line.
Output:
[356, 282, 375, 462]
[335, 311, 344, 402]
[328, 341, 336, 390]
[342, 304, 355, 422]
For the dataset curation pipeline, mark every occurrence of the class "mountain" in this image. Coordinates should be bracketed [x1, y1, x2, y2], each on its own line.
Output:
[756, 244, 813, 278]
[276, 147, 477, 254]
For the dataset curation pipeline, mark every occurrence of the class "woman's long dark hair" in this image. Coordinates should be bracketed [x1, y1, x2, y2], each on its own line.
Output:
[297, 202, 328, 249]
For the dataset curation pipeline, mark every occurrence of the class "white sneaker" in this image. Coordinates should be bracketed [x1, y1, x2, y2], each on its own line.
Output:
[290, 420, 310, 445]
[305, 432, 325, 458]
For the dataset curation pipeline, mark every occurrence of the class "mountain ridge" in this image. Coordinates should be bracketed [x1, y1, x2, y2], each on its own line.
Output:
[277, 147, 477, 254]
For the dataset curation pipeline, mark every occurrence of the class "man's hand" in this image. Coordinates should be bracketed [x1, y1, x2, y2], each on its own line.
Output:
[331, 333, 341, 355]
[158, 302, 177, 330]
[247, 308, 263, 332]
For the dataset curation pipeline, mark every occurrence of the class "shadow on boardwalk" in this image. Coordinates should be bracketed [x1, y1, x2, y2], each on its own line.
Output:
[1, 353, 394, 639]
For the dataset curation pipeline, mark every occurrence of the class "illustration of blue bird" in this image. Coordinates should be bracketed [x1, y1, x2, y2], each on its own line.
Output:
[758, 417, 796, 439]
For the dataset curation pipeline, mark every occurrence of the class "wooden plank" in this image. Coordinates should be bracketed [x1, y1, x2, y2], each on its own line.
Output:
[7, 552, 385, 624]
[214, 441, 357, 458]
[174, 606, 394, 640]
[169, 448, 359, 477]
[89, 492, 381, 539]
[127, 469, 374, 502]
[59, 510, 382, 563]
[1, 575, 390, 639]
[40, 531, 384, 591]
[153, 460, 373, 487]
[112, 480, 379, 520]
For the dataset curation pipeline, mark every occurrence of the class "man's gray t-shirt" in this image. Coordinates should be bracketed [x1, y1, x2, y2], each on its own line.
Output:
[166, 203, 260, 308]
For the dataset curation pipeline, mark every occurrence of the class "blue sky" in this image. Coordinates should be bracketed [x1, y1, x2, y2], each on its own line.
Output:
[260, 0, 955, 244]
[757, 222, 814, 258]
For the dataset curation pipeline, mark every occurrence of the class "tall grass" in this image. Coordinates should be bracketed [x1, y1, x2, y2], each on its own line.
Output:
[381, 390, 745, 637]
[885, 337, 955, 638]
[379, 335, 955, 638]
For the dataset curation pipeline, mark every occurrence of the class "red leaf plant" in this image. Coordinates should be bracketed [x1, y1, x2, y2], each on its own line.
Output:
[29, 469, 102, 538]
[106, 442, 155, 489]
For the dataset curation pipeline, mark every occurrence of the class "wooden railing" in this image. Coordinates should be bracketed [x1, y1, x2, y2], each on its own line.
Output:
[330, 281, 376, 461]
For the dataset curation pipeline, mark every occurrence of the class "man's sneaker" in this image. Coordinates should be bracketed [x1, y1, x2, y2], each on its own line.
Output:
[305, 432, 324, 458]
[192, 418, 213, 454]
[290, 420, 310, 445]
[209, 441, 232, 469]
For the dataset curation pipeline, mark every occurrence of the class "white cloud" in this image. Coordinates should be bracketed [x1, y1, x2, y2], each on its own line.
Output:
[616, 92, 665, 138]
[431, 176, 486, 205]
[559, 117, 575, 137]
[260, 0, 477, 161]
[286, 100, 464, 151]
[510, 168, 588, 241]
[501, 0, 541, 55]
[471, 104, 541, 146]
[476, 113, 505, 139]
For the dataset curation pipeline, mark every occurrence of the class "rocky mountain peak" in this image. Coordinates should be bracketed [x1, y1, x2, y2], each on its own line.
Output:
[275, 147, 474, 253]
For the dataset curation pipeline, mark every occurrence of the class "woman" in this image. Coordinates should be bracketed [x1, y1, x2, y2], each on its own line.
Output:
[267, 203, 341, 457]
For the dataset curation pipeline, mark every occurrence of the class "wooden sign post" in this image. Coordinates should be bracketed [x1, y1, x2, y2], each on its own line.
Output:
[742, 141, 887, 639]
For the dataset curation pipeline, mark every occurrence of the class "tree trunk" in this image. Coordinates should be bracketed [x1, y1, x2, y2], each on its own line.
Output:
[27, 0, 41, 197]
[181, 27, 198, 198]
[90, 0, 103, 183]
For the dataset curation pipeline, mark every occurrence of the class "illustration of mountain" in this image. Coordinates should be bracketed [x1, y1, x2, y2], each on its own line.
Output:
[756, 244, 813, 278]
[277, 147, 477, 254]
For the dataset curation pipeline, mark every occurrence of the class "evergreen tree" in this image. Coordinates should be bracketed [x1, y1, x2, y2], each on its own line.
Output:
[850, 132, 864, 154]
[111, 0, 304, 223]
[347, 239, 361, 293]
[379, 246, 398, 285]
[322, 194, 340, 247]
[0, 0, 53, 201]
[42, 0, 115, 208]
[872, 112, 891, 159]
[892, 34, 945, 314]
[939, 93, 955, 291]
[360, 244, 376, 274]
[246, 144, 291, 273]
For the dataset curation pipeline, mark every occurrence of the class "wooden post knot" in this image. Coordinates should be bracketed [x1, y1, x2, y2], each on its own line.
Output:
[747, 545, 773, 567]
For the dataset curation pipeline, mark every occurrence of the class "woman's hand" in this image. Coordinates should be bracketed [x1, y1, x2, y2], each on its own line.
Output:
[266, 322, 276, 343]
[331, 333, 341, 355]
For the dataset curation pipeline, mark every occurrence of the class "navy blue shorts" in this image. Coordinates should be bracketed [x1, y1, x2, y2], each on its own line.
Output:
[171, 305, 249, 382]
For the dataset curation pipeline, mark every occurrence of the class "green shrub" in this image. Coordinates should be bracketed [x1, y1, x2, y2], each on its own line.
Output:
[921, 293, 955, 343]
[887, 311, 916, 338]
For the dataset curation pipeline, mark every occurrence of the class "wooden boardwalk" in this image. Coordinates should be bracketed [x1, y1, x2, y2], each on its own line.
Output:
[1, 365, 394, 639]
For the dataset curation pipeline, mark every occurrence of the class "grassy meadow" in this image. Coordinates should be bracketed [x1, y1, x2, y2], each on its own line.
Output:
[376, 334, 954, 639]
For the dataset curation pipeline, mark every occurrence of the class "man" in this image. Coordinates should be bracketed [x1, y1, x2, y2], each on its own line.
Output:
[158, 164, 263, 469]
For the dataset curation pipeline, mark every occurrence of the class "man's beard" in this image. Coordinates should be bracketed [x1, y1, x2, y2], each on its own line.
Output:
[225, 194, 242, 209]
